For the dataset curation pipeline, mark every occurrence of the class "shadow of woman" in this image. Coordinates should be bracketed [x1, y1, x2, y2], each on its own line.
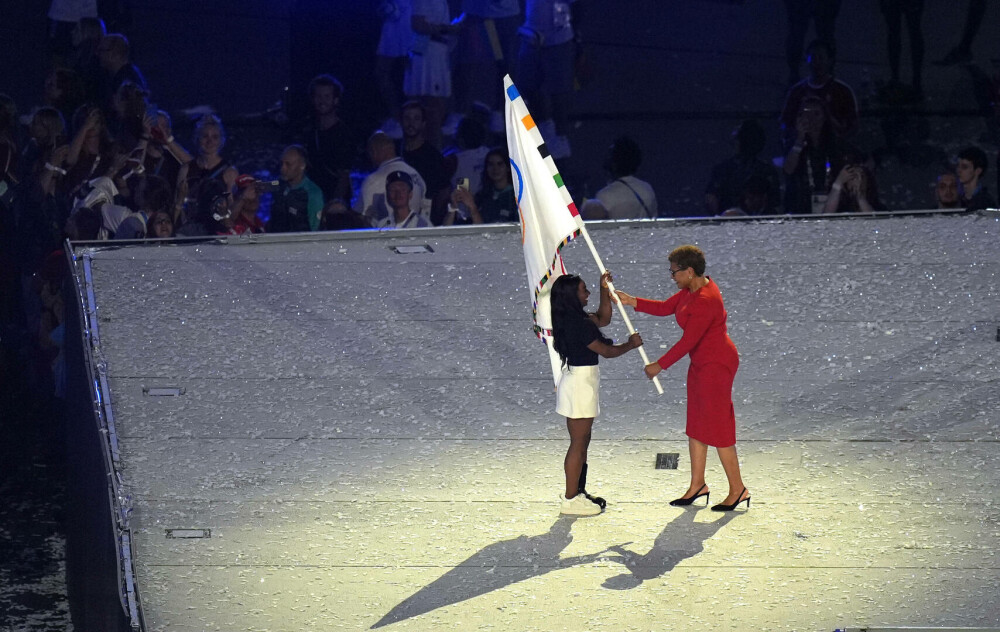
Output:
[371, 514, 618, 628]
[601, 510, 738, 590]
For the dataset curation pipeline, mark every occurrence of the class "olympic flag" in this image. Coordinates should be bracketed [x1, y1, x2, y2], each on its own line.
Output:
[504, 75, 663, 394]
[504, 76, 582, 387]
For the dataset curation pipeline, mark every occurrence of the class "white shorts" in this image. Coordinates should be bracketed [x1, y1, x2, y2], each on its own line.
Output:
[556, 364, 600, 419]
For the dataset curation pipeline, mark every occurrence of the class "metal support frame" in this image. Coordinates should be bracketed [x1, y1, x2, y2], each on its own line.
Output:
[68, 246, 145, 631]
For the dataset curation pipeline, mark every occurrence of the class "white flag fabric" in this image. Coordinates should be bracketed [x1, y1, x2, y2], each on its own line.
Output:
[504, 75, 586, 387]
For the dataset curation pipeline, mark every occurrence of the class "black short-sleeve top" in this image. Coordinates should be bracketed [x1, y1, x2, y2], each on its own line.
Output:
[559, 315, 613, 367]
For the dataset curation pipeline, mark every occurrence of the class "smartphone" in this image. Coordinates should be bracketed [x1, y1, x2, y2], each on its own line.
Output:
[458, 178, 470, 191]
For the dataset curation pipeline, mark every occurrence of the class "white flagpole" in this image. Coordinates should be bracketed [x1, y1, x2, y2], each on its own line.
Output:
[575, 224, 664, 395]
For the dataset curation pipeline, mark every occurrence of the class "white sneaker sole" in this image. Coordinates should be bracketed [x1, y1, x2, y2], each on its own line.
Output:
[560, 506, 602, 516]
[560, 496, 602, 516]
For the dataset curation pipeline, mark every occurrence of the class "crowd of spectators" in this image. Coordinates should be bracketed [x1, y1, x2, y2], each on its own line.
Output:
[707, 29, 998, 218]
[1, 0, 999, 395]
[3, 3, 995, 255]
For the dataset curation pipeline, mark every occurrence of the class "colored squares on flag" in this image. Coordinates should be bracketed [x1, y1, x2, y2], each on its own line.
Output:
[507, 84, 520, 101]
[521, 115, 536, 131]
[553, 173, 564, 188]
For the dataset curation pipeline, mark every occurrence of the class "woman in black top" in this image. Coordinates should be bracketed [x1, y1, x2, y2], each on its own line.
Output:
[177, 115, 238, 223]
[551, 271, 642, 515]
[445, 147, 517, 225]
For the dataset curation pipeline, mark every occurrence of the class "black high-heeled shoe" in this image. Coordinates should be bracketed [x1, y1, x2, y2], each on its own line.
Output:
[711, 488, 750, 512]
[669, 484, 709, 506]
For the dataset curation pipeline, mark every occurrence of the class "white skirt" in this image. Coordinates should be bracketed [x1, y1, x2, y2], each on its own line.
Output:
[556, 364, 600, 419]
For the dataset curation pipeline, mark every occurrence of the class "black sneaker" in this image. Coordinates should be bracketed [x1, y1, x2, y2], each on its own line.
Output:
[583, 491, 607, 509]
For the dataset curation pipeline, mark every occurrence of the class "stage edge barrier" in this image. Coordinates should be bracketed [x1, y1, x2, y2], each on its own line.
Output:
[64, 243, 145, 631]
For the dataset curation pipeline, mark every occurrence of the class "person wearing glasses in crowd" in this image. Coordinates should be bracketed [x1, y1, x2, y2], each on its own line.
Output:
[615, 245, 750, 512]
[146, 210, 174, 238]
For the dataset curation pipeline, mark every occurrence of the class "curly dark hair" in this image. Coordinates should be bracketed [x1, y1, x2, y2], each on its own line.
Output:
[668, 245, 706, 276]
[550, 274, 587, 367]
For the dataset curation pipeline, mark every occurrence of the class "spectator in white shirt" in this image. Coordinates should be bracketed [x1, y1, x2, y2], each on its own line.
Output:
[355, 131, 428, 224]
[583, 136, 657, 220]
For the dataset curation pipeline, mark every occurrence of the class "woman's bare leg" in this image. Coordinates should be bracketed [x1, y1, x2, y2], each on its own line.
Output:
[716, 445, 749, 504]
[682, 437, 709, 497]
[565, 417, 593, 498]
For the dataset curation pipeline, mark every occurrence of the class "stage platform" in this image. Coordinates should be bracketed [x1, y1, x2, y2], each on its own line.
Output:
[72, 212, 1000, 631]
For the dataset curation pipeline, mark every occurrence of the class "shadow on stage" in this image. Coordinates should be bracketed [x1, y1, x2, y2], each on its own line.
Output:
[371, 509, 737, 628]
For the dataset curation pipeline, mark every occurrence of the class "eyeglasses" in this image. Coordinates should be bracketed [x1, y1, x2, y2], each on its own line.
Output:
[669, 267, 686, 277]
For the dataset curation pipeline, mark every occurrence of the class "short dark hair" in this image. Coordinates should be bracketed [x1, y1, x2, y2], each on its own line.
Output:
[668, 245, 706, 276]
[958, 146, 989, 175]
[806, 38, 835, 61]
[308, 74, 343, 100]
[608, 136, 642, 178]
[283, 143, 308, 164]
[401, 100, 426, 121]
[456, 116, 486, 149]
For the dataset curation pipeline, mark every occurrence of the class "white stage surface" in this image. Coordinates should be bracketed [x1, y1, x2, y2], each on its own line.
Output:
[75, 213, 1000, 631]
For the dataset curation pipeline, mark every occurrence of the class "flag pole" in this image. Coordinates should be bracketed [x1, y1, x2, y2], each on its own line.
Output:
[575, 224, 663, 395]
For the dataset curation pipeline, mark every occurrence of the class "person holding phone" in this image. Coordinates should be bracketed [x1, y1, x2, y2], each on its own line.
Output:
[444, 147, 516, 225]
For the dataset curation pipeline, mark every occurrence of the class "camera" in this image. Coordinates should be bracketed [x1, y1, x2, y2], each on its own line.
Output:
[255, 180, 281, 193]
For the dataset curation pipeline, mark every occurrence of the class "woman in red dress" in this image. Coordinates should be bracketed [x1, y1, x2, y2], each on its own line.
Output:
[616, 245, 750, 511]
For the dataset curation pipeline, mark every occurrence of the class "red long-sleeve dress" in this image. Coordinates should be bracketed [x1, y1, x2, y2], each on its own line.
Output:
[635, 278, 739, 447]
